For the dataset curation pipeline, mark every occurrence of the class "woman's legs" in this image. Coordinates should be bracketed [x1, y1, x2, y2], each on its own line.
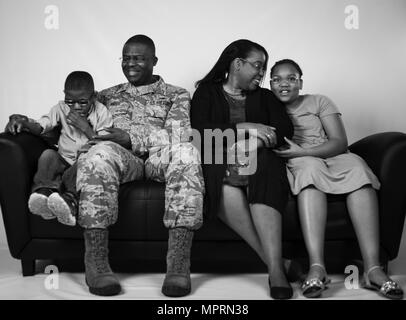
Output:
[219, 184, 290, 290]
[297, 186, 328, 280]
[218, 185, 265, 261]
[249, 203, 290, 288]
[346, 185, 391, 284]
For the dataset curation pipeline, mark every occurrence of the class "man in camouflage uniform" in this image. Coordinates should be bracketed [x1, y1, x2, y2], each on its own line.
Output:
[76, 35, 204, 297]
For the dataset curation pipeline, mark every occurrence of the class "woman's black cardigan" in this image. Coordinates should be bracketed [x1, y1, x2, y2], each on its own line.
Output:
[190, 82, 293, 218]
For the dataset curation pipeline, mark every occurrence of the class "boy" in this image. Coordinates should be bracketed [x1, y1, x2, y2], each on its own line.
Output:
[6, 71, 113, 226]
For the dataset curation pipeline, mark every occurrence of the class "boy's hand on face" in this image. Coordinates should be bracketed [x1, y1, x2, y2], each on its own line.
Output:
[66, 109, 92, 133]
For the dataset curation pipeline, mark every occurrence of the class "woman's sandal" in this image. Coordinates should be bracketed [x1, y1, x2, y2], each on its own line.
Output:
[362, 265, 404, 300]
[301, 263, 331, 298]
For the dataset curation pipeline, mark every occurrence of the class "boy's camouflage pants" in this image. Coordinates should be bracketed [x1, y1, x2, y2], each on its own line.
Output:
[76, 141, 204, 230]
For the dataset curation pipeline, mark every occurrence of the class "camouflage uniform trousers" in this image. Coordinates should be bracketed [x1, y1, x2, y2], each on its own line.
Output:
[76, 141, 204, 230]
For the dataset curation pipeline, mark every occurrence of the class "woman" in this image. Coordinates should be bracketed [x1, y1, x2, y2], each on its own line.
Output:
[270, 59, 404, 300]
[191, 39, 294, 299]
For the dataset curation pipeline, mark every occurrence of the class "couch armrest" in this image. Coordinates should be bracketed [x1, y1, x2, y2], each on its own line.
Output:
[349, 132, 406, 260]
[0, 132, 50, 258]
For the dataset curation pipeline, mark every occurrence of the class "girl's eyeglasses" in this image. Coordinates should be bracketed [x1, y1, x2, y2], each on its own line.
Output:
[270, 76, 301, 85]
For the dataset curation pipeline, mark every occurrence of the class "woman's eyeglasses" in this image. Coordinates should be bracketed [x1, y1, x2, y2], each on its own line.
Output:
[239, 58, 266, 73]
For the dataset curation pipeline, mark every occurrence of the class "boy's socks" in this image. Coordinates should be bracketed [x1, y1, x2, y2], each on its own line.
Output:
[28, 188, 56, 220]
[48, 191, 78, 226]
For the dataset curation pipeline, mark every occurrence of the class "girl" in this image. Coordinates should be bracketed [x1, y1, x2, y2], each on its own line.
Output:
[270, 59, 403, 300]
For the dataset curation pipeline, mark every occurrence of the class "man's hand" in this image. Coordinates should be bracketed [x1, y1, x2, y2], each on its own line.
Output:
[92, 127, 132, 149]
[5, 114, 29, 135]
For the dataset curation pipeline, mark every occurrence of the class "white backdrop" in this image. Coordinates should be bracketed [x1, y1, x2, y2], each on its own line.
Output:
[0, 0, 406, 270]
[1, 0, 406, 142]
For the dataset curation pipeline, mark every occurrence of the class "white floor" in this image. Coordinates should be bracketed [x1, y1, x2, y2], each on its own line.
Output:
[1, 211, 406, 300]
[0, 246, 404, 300]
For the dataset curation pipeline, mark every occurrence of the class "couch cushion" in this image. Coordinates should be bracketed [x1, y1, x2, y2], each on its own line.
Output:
[30, 181, 358, 242]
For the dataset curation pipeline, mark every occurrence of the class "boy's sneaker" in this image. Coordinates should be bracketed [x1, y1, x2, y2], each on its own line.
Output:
[48, 192, 78, 226]
[28, 188, 56, 220]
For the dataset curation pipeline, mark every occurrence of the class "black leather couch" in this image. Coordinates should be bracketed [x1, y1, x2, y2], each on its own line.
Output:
[1, 131, 406, 276]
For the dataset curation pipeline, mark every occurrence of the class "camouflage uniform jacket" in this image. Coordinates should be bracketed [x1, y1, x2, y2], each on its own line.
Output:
[97, 76, 191, 156]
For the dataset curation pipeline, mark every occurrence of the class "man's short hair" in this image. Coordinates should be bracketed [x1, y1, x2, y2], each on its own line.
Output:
[64, 71, 94, 93]
[124, 34, 156, 56]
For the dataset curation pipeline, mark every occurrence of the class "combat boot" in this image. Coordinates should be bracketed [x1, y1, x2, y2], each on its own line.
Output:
[83, 228, 121, 296]
[161, 227, 194, 297]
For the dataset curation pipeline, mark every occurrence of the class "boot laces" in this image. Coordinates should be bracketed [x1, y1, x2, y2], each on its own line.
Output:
[93, 248, 111, 273]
